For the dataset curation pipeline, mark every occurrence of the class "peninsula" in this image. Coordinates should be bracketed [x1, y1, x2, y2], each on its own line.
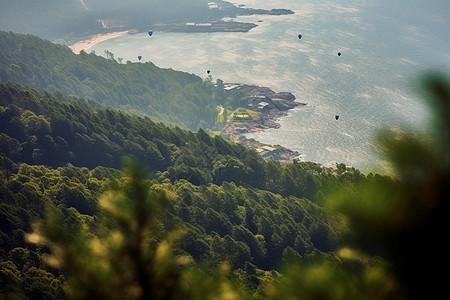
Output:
[150, 1, 294, 33]
[217, 83, 305, 162]
[68, 1, 294, 51]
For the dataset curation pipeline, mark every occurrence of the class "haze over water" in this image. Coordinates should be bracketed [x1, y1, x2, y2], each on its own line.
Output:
[90, 0, 450, 172]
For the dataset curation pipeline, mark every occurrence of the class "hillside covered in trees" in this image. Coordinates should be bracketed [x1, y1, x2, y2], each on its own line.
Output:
[1, 30, 448, 299]
[0, 32, 367, 298]
[0, 31, 255, 131]
[0, 81, 364, 298]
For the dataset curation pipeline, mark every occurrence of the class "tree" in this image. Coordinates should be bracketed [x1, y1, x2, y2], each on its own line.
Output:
[0, 134, 22, 160]
[20, 110, 51, 137]
[231, 225, 267, 267]
[27, 159, 249, 299]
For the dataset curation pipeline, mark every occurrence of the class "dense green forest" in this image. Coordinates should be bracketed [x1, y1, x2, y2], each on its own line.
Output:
[1, 31, 448, 299]
[0, 158, 342, 298]
[0, 31, 253, 131]
[0, 34, 371, 298]
[0, 83, 355, 298]
[0, 81, 364, 199]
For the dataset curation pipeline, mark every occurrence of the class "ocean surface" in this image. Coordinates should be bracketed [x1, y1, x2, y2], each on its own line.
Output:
[89, 0, 450, 172]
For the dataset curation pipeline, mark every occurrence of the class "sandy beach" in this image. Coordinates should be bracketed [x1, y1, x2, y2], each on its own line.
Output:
[69, 30, 130, 54]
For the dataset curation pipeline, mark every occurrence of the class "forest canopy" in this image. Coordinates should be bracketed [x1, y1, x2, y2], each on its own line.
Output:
[1, 29, 448, 299]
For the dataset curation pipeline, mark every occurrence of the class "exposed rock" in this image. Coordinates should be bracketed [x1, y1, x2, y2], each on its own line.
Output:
[223, 83, 306, 136]
[220, 84, 304, 163]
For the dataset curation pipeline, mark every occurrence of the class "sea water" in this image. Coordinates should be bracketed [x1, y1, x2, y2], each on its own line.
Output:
[89, 0, 450, 172]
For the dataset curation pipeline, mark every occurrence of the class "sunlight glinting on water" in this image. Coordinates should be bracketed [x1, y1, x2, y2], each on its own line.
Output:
[90, 0, 449, 172]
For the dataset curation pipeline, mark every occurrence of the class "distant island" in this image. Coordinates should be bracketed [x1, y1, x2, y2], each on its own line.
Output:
[151, 21, 258, 33]
[205, 1, 294, 19]
[69, 1, 294, 51]
[150, 1, 294, 33]
[1, 0, 294, 43]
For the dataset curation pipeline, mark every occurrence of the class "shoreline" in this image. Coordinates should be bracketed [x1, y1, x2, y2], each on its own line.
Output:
[67, 32, 302, 162]
[66, 1, 293, 54]
[219, 84, 304, 162]
[68, 30, 130, 54]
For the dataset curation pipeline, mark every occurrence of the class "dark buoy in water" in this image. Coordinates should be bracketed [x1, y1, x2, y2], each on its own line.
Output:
[207, 70, 210, 74]
[337, 52, 342, 56]
[298, 34, 302, 39]
[335, 115, 340, 120]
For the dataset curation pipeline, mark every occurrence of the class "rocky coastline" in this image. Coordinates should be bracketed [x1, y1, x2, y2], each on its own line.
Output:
[67, 0, 300, 162]
[221, 84, 305, 162]
[223, 85, 305, 135]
